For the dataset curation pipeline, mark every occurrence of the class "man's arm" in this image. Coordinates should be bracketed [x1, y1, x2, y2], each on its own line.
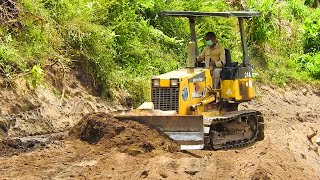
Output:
[197, 48, 205, 62]
[215, 48, 225, 67]
[220, 48, 226, 65]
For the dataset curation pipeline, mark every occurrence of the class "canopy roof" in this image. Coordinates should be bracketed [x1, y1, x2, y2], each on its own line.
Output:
[161, 11, 260, 18]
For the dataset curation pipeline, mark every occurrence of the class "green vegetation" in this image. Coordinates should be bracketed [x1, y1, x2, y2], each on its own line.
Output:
[0, 0, 320, 105]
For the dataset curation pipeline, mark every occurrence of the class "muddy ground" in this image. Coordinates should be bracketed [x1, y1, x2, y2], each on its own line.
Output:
[0, 76, 320, 179]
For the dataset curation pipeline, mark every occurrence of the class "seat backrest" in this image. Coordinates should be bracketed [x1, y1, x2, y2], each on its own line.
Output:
[224, 49, 238, 67]
[221, 49, 239, 80]
[225, 49, 232, 65]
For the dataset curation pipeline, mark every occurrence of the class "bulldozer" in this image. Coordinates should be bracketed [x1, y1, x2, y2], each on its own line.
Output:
[114, 11, 264, 150]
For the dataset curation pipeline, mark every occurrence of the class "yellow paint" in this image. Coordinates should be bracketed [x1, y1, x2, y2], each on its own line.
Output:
[221, 79, 241, 100]
[239, 78, 255, 100]
[205, 70, 213, 88]
[151, 68, 255, 116]
[200, 96, 215, 106]
[159, 79, 170, 87]
[221, 78, 255, 101]
[175, 68, 212, 115]
[178, 79, 190, 115]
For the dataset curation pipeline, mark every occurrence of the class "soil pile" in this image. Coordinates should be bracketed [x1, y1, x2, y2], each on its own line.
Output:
[69, 112, 179, 155]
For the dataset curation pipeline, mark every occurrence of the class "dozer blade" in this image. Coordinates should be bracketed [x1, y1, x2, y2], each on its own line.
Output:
[114, 114, 204, 150]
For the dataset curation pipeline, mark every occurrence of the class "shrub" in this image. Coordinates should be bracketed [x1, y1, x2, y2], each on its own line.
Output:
[296, 53, 320, 79]
[0, 0, 319, 106]
[302, 9, 320, 53]
[246, 0, 279, 45]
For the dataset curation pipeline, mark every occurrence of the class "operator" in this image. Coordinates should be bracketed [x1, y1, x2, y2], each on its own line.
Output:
[197, 32, 226, 89]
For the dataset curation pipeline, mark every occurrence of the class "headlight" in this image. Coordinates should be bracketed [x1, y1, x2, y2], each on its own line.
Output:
[152, 79, 160, 87]
[170, 79, 179, 87]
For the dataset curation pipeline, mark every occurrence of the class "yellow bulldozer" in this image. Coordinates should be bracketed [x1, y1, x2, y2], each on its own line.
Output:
[114, 11, 264, 150]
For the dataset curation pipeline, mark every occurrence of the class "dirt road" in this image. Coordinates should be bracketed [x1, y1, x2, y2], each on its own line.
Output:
[0, 85, 320, 179]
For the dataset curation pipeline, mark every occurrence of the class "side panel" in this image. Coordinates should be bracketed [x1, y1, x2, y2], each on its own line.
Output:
[237, 66, 254, 101]
[188, 71, 207, 114]
[239, 78, 254, 100]
[178, 79, 191, 115]
[178, 70, 211, 115]
[221, 79, 241, 100]
[221, 78, 254, 101]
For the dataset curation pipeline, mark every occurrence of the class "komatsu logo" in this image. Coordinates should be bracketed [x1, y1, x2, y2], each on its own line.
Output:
[193, 77, 204, 82]
[192, 91, 203, 98]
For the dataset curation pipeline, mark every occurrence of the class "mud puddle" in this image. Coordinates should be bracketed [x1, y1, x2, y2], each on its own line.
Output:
[0, 132, 68, 157]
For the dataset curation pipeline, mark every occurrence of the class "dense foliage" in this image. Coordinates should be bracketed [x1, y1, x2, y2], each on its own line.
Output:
[0, 0, 319, 105]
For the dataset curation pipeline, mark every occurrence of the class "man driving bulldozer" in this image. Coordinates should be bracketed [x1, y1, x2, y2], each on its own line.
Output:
[197, 32, 226, 89]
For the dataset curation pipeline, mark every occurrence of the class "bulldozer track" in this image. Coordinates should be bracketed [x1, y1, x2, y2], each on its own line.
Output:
[214, 155, 235, 179]
[211, 132, 258, 150]
[203, 110, 262, 124]
[204, 110, 264, 150]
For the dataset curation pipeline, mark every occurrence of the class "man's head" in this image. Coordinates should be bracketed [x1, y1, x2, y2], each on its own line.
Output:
[205, 32, 217, 47]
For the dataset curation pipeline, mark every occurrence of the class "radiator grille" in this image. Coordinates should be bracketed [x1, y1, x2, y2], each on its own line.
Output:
[152, 87, 179, 111]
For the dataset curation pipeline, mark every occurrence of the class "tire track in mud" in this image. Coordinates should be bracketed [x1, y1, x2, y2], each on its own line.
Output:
[49, 150, 103, 179]
[214, 153, 235, 180]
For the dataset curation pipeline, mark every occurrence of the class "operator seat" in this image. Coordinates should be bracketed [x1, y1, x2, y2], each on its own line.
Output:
[221, 49, 239, 80]
[224, 49, 238, 67]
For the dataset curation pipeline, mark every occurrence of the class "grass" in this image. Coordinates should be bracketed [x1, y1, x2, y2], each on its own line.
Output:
[0, 0, 320, 106]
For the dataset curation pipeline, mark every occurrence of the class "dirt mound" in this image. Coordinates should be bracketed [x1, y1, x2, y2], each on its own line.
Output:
[69, 112, 179, 155]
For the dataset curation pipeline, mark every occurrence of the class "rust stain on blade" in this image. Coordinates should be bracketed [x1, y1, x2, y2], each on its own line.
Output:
[114, 115, 204, 150]
[114, 115, 203, 132]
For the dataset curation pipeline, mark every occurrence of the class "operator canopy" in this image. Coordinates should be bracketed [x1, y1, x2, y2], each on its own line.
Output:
[161, 11, 260, 66]
[161, 11, 260, 18]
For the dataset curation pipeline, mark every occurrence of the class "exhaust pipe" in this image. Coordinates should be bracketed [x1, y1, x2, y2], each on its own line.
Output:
[187, 41, 196, 74]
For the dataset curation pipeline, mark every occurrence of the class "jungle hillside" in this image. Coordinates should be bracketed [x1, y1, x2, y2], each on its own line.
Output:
[1, 0, 320, 105]
[1, 1, 320, 179]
